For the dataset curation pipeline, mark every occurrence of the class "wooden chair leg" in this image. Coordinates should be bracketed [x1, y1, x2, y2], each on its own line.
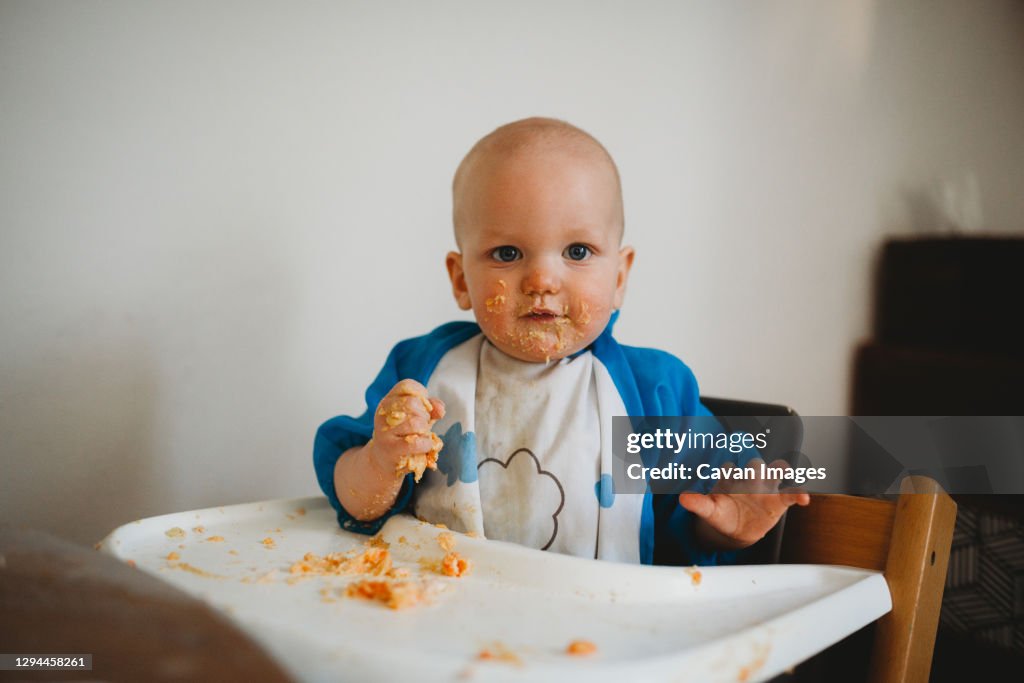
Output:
[869, 476, 957, 683]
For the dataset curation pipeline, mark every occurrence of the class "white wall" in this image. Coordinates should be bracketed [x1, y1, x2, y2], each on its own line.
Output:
[2, 0, 1022, 544]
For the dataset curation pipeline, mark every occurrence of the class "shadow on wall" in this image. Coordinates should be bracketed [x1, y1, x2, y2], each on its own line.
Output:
[900, 171, 984, 237]
[0, 341, 159, 545]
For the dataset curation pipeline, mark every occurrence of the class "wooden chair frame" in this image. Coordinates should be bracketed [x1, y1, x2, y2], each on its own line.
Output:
[780, 475, 957, 683]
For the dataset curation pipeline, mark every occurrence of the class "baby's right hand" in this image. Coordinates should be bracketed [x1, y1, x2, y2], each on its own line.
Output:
[368, 379, 445, 483]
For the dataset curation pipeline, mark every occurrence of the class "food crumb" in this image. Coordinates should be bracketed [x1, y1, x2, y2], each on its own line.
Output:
[166, 551, 180, 561]
[288, 547, 394, 578]
[207, 536, 225, 543]
[437, 532, 456, 553]
[261, 537, 276, 549]
[192, 525, 206, 534]
[476, 642, 521, 666]
[441, 552, 471, 578]
[241, 569, 277, 584]
[165, 527, 185, 539]
[171, 562, 225, 579]
[737, 643, 771, 681]
[126, 559, 137, 568]
[566, 640, 597, 656]
[366, 534, 389, 549]
[686, 566, 702, 586]
[345, 579, 424, 610]
[229, 550, 239, 556]
[93, 542, 102, 551]
[295, 507, 306, 516]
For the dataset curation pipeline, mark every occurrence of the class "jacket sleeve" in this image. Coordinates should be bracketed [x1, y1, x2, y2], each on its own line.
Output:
[620, 345, 740, 566]
[313, 322, 481, 534]
[313, 342, 415, 534]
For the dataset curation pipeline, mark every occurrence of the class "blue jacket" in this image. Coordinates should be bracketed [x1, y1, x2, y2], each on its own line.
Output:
[314, 315, 732, 566]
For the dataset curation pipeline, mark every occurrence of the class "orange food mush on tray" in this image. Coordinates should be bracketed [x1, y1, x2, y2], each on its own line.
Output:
[686, 565, 702, 586]
[476, 642, 522, 666]
[437, 532, 456, 552]
[345, 579, 424, 610]
[288, 546, 394, 578]
[440, 552, 471, 577]
[566, 639, 597, 656]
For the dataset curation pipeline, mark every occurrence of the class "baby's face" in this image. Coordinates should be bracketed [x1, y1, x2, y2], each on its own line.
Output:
[447, 146, 633, 363]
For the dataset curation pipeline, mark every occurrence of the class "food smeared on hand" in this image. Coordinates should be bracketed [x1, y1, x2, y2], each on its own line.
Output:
[395, 431, 443, 482]
[376, 381, 446, 483]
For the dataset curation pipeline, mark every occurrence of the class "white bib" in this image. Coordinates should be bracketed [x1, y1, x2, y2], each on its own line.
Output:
[415, 334, 642, 563]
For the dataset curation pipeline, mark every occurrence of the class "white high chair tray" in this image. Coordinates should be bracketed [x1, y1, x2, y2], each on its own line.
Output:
[99, 496, 891, 682]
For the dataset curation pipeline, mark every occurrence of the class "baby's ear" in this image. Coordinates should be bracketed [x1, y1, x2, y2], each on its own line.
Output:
[613, 246, 635, 309]
[445, 251, 473, 310]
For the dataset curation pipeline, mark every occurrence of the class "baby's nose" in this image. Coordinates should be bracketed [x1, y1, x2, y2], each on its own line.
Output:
[521, 265, 560, 296]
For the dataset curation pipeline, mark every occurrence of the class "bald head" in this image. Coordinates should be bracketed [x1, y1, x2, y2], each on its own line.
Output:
[452, 117, 624, 247]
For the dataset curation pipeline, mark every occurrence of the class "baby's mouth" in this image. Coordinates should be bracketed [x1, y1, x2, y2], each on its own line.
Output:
[521, 307, 567, 323]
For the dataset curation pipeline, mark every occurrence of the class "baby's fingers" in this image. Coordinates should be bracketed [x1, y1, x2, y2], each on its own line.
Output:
[428, 397, 445, 422]
[678, 492, 715, 519]
[377, 395, 432, 434]
[392, 379, 429, 398]
[401, 433, 440, 455]
[779, 487, 811, 507]
[390, 379, 438, 415]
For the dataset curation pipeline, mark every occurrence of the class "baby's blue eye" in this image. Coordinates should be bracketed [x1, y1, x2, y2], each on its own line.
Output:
[564, 244, 591, 261]
[492, 246, 521, 262]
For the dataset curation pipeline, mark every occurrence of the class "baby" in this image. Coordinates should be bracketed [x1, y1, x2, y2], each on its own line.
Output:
[314, 117, 807, 565]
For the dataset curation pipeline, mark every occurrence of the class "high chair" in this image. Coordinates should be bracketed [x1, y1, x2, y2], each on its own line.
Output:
[699, 397, 957, 682]
[780, 475, 957, 683]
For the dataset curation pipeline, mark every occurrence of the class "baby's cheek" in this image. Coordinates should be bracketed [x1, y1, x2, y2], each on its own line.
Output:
[570, 298, 605, 330]
[484, 292, 506, 314]
[475, 307, 512, 345]
[479, 280, 508, 316]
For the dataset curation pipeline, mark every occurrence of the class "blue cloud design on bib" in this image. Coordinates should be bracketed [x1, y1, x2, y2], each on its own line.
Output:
[436, 421, 478, 486]
[595, 474, 615, 508]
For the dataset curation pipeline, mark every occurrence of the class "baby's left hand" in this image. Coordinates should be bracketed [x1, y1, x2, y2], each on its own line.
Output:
[678, 458, 810, 551]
